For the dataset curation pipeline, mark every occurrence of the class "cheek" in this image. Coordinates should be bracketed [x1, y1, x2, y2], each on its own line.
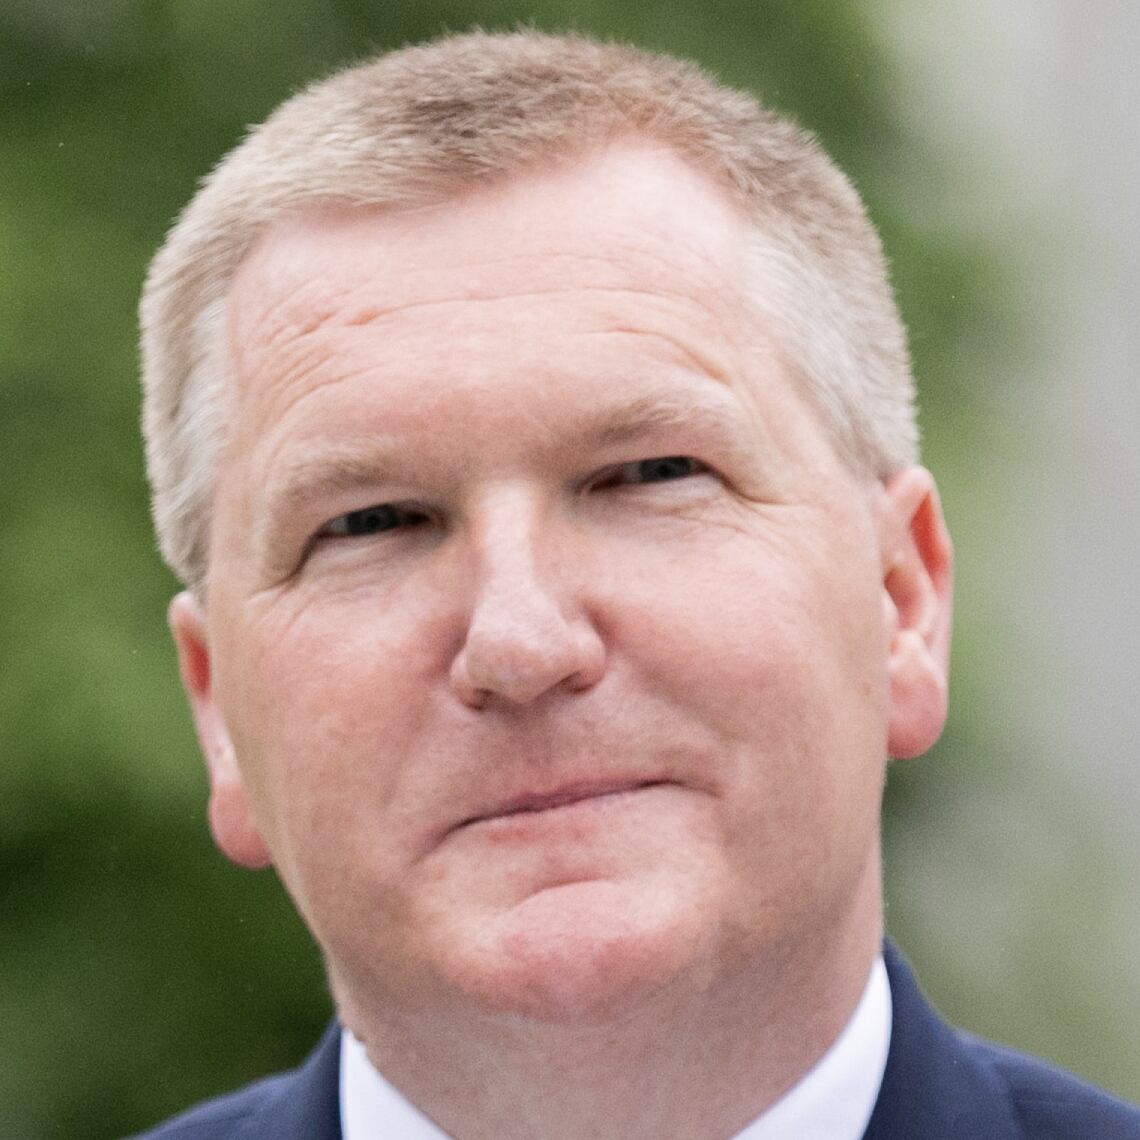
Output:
[214, 597, 443, 863]
[620, 532, 886, 728]
[213, 604, 460, 963]
[615, 531, 889, 858]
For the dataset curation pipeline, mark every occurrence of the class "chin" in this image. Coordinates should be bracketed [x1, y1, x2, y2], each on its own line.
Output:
[437, 878, 718, 1024]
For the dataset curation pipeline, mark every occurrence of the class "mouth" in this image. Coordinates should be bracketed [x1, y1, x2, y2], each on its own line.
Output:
[458, 779, 672, 830]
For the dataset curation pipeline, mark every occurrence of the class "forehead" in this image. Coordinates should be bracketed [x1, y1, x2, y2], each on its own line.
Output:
[213, 139, 846, 522]
[227, 142, 754, 365]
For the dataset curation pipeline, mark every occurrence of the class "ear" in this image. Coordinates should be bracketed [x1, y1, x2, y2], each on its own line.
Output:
[168, 592, 273, 869]
[878, 467, 954, 760]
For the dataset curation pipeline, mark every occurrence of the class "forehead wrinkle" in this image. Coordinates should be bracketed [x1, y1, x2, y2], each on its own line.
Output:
[233, 272, 746, 434]
[583, 325, 736, 390]
[227, 292, 352, 447]
[230, 259, 350, 372]
[239, 348, 380, 452]
[239, 192, 741, 328]
[256, 282, 740, 344]
[229, 279, 395, 438]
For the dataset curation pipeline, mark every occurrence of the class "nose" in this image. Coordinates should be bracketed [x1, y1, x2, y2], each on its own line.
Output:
[449, 500, 606, 709]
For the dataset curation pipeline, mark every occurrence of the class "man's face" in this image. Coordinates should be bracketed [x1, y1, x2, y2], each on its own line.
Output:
[173, 144, 950, 1030]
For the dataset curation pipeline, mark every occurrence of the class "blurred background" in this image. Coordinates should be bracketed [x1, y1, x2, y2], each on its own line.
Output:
[1, 1, 1137, 1135]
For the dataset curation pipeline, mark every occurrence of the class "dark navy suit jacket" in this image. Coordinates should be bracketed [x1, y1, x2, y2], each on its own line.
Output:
[129, 942, 1140, 1138]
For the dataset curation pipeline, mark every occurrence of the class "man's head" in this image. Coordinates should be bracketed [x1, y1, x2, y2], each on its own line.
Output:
[141, 30, 917, 596]
[144, 31, 951, 1049]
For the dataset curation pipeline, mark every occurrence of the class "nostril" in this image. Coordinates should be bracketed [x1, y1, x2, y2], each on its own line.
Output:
[450, 614, 606, 707]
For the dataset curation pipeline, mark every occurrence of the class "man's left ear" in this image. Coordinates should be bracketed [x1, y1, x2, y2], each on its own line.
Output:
[878, 466, 954, 760]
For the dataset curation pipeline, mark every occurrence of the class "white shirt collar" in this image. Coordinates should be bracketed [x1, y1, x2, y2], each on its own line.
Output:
[732, 955, 891, 1140]
[340, 955, 891, 1140]
[340, 1027, 451, 1140]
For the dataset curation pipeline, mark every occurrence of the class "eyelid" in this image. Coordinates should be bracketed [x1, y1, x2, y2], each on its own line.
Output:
[592, 455, 709, 488]
[315, 501, 429, 539]
[309, 454, 710, 534]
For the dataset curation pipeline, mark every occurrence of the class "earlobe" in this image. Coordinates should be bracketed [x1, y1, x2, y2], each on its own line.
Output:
[878, 468, 954, 760]
[168, 592, 273, 869]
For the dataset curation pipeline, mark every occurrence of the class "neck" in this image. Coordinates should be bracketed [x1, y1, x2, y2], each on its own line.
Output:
[338, 870, 882, 1140]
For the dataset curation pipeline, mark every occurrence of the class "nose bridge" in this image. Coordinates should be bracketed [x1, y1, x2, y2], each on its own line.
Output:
[467, 484, 575, 657]
[451, 484, 603, 706]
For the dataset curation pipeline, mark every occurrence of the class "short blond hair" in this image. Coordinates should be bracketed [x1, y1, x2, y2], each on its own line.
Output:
[141, 30, 917, 591]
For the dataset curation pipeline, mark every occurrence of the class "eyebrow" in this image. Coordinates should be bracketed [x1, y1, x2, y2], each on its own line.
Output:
[256, 440, 405, 550]
[583, 391, 750, 450]
[255, 387, 758, 542]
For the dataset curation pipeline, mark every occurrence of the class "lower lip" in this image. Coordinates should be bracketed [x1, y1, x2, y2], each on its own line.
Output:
[464, 783, 672, 842]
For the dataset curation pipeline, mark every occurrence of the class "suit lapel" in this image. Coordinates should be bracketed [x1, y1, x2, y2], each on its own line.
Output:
[233, 1024, 342, 1140]
[862, 942, 1020, 1139]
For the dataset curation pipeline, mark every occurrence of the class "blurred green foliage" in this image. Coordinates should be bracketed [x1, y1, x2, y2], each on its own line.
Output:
[1, 2, 1132, 1137]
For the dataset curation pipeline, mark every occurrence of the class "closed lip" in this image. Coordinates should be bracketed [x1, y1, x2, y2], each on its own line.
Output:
[456, 778, 674, 830]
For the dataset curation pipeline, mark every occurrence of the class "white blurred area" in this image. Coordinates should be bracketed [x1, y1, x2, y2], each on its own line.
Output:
[877, 0, 1140, 1099]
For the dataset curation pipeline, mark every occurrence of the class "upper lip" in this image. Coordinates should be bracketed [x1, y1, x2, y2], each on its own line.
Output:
[456, 777, 671, 829]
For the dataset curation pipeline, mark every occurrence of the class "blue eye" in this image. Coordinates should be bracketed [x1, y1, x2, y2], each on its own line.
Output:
[320, 504, 428, 538]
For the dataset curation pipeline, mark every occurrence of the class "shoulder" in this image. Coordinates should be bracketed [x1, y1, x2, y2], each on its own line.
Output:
[122, 1026, 342, 1140]
[869, 941, 1140, 1139]
[961, 1031, 1140, 1139]
[123, 1071, 295, 1139]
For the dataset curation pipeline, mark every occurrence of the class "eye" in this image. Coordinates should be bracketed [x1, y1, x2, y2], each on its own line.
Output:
[594, 456, 707, 488]
[317, 503, 429, 538]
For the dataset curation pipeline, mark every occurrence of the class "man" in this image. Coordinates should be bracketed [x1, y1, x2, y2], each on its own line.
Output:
[132, 30, 1140, 1140]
